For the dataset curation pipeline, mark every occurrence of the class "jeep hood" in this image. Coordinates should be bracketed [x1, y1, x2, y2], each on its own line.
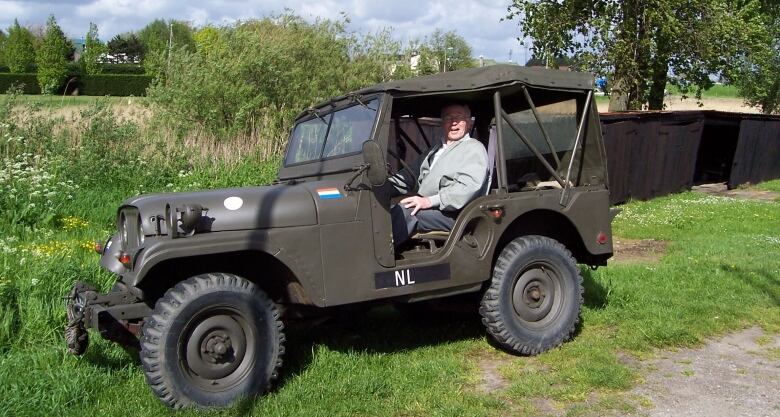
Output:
[124, 184, 317, 235]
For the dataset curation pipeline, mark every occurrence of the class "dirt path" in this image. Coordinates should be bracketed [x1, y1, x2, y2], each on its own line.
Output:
[628, 327, 780, 417]
[692, 183, 780, 202]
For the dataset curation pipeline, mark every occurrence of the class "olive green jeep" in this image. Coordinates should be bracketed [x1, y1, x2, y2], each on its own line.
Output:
[66, 64, 614, 408]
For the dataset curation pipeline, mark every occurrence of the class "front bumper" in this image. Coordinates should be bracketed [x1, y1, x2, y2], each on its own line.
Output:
[65, 281, 153, 355]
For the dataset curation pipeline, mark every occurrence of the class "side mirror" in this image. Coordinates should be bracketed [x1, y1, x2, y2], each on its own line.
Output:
[362, 140, 387, 186]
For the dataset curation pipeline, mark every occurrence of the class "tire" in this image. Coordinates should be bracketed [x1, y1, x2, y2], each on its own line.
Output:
[140, 273, 285, 408]
[480, 235, 583, 355]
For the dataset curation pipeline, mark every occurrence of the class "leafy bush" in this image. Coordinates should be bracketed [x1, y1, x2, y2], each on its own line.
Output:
[0, 74, 41, 94]
[77, 74, 151, 96]
[146, 14, 400, 158]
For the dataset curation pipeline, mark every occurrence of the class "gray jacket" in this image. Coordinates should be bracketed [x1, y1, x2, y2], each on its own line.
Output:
[391, 134, 488, 211]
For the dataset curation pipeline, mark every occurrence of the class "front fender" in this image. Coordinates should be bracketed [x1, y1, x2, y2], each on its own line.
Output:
[123, 226, 324, 305]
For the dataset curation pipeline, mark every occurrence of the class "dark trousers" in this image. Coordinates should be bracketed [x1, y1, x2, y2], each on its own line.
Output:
[391, 204, 457, 249]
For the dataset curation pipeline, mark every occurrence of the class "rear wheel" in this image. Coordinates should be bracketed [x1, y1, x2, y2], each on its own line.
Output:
[480, 236, 582, 355]
[140, 273, 284, 408]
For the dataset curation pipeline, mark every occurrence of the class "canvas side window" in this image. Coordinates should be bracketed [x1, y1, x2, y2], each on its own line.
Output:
[501, 99, 577, 189]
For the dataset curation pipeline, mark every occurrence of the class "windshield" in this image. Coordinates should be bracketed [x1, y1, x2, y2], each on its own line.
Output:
[285, 98, 380, 165]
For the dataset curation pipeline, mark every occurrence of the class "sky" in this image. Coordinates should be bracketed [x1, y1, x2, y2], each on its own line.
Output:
[0, 0, 534, 64]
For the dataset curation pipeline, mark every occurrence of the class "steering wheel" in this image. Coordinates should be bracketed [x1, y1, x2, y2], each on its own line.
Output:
[386, 149, 419, 191]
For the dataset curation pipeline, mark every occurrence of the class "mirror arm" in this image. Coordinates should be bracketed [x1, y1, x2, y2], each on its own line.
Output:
[344, 164, 371, 192]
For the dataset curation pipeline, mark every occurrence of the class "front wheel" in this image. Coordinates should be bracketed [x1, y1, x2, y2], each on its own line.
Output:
[140, 273, 284, 408]
[480, 236, 583, 355]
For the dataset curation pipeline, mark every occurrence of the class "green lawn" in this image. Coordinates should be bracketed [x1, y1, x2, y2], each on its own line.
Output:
[0, 182, 777, 416]
[0, 94, 142, 108]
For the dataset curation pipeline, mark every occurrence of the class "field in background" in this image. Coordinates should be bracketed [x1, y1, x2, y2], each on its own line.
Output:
[595, 83, 757, 113]
[0, 94, 141, 108]
[0, 95, 777, 417]
[666, 83, 741, 98]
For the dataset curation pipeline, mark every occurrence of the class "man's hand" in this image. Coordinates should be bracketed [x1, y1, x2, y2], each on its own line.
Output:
[401, 195, 432, 216]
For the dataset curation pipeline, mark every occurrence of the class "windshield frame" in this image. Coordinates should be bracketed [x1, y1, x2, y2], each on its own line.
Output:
[283, 95, 383, 168]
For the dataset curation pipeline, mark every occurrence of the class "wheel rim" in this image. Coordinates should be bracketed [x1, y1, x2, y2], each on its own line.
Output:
[181, 307, 256, 392]
[511, 262, 564, 327]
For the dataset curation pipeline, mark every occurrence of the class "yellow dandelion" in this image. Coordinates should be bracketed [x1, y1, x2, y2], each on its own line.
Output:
[60, 216, 89, 231]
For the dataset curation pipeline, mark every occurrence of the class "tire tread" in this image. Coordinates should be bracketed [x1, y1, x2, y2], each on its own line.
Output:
[139, 272, 285, 408]
[480, 235, 583, 355]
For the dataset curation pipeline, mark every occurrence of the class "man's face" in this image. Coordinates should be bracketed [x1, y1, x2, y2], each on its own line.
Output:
[441, 105, 473, 142]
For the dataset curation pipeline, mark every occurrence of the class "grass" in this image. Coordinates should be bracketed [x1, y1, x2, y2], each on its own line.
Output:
[0, 94, 142, 108]
[1, 188, 777, 417]
[0, 96, 778, 416]
[665, 83, 741, 99]
[756, 178, 780, 192]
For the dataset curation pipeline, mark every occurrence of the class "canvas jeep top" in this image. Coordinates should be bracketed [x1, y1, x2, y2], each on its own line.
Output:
[66, 64, 614, 408]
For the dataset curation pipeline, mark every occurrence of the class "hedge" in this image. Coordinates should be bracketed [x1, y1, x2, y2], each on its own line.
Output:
[77, 74, 152, 96]
[0, 73, 41, 94]
[101, 64, 145, 74]
[0, 73, 151, 96]
[1, 63, 144, 75]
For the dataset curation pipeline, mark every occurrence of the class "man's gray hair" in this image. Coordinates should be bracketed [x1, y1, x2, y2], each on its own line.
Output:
[441, 103, 472, 119]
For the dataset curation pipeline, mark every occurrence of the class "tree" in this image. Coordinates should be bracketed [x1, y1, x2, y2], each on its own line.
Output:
[107, 33, 143, 63]
[506, 0, 765, 110]
[4, 20, 36, 73]
[524, 51, 574, 68]
[36, 15, 70, 94]
[193, 25, 223, 58]
[426, 30, 474, 72]
[399, 30, 475, 76]
[726, 1, 780, 114]
[81, 22, 107, 75]
[138, 19, 195, 77]
[0, 30, 6, 67]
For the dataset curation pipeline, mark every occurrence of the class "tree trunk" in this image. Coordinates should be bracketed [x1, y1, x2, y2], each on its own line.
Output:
[647, 57, 669, 110]
[608, 78, 629, 111]
[648, 28, 670, 110]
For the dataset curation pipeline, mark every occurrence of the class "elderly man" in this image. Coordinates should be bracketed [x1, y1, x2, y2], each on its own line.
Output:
[390, 103, 489, 248]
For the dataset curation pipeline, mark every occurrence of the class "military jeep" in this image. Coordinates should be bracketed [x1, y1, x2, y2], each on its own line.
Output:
[66, 64, 613, 408]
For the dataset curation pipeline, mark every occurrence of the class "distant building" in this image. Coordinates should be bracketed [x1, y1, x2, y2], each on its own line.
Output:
[100, 53, 140, 64]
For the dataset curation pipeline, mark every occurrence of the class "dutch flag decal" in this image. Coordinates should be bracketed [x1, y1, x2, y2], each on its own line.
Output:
[316, 188, 342, 200]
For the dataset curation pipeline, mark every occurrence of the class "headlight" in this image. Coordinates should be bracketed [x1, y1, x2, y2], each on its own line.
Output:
[117, 209, 144, 249]
[119, 212, 128, 247]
